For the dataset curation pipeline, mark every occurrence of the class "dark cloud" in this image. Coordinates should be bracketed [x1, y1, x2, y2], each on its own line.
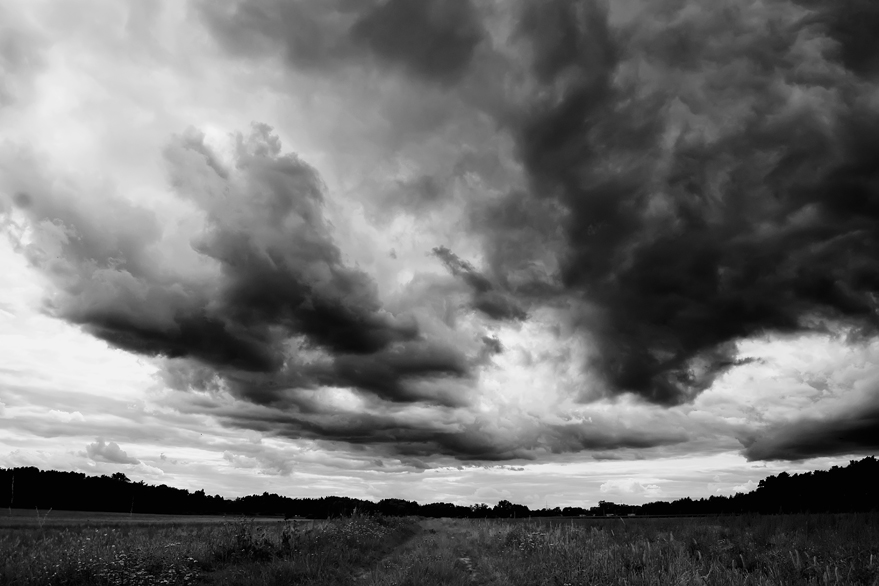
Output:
[591, 452, 633, 461]
[432, 245, 528, 321]
[468, 189, 567, 301]
[54, 124, 416, 368]
[85, 439, 140, 465]
[197, 0, 879, 407]
[741, 401, 879, 461]
[481, 335, 502, 355]
[795, 0, 879, 76]
[8, 0, 879, 463]
[475, 335, 504, 364]
[0, 124, 470, 408]
[312, 343, 471, 406]
[196, 0, 354, 69]
[474, 0, 879, 405]
[543, 421, 688, 454]
[203, 399, 686, 462]
[351, 0, 484, 82]
[197, 0, 483, 83]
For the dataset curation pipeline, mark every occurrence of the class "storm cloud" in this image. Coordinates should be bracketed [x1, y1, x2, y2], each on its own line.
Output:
[183, 392, 691, 462]
[742, 402, 879, 461]
[0, 125, 471, 409]
[476, 0, 879, 407]
[3, 0, 879, 464]
[201, 0, 879, 409]
[197, 0, 484, 83]
[432, 245, 527, 322]
[794, 0, 879, 76]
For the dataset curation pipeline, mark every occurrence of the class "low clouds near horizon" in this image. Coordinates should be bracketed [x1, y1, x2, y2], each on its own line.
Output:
[1, 0, 878, 485]
[85, 439, 140, 465]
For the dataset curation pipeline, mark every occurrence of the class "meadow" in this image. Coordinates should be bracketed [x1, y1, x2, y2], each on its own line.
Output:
[0, 509, 291, 528]
[1, 511, 877, 585]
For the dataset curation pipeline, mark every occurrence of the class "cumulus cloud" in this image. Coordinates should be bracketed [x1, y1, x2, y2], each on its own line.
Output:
[731, 479, 758, 494]
[3, 0, 879, 465]
[85, 439, 140, 465]
[487, 0, 879, 406]
[1, 125, 471, 406]
[599, 478, 663, 498]
[199, 0, 879, 411]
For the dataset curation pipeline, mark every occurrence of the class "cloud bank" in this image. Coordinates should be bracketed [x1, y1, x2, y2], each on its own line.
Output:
[2, 0, 878, 464]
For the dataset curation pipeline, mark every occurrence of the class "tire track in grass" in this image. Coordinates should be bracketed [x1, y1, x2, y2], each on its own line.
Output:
[355, 519, 463, 585]
[356, 519, 509, 586]
[351, 520, 422, 582]
[448, 523, 510, 586]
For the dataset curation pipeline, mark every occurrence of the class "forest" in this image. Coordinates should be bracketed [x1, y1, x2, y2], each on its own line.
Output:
[2, 456, 876, 519]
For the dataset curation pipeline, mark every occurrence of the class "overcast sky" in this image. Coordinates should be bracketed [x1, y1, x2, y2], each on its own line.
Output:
[1, 0, 878, 509]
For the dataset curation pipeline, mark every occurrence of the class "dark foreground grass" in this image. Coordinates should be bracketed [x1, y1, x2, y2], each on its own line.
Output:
[361, 513, 879, 586]
[0, 513, 417, 585]
[2, 513, 877, 585]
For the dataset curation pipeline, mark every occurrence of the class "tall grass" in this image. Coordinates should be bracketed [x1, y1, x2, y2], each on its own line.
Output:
[3, 513, 877, 585]
[362, 514, 879, 586]
[0, 513, 416, 586]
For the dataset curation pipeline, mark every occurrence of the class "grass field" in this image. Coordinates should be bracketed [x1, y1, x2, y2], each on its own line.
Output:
[1, 511, 877, 585]
[0, 509, 297, 528]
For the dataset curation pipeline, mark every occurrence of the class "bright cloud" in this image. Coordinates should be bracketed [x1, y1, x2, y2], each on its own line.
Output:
[600, 479, 663, 498]
[85, 439, 140, 465]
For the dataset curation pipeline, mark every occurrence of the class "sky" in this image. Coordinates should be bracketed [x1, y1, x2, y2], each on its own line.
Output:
[0, 0, 878, 509]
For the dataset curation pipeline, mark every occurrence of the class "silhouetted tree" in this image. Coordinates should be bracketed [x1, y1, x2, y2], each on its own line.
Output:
[0, 457, 875, 519]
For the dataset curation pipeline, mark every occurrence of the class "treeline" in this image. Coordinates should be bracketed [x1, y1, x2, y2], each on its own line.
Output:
[1, 457, 876, 518]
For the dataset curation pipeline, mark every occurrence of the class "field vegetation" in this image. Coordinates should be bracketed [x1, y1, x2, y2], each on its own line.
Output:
[1, 511, 877, 585]
[1, 511, 414, 585]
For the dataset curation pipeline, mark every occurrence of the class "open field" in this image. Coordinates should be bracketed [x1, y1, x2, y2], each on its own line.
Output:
[0, 509, 312, 529]
[1, 512, 411, 585]
[1, 512, 877, 585]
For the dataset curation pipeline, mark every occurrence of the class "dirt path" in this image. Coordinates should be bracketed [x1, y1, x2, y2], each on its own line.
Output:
[353, 519, 509, 586]
[351, 520, 423, 583]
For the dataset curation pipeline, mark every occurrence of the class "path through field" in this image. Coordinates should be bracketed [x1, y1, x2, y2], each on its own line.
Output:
[355, 519, 510, 586]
